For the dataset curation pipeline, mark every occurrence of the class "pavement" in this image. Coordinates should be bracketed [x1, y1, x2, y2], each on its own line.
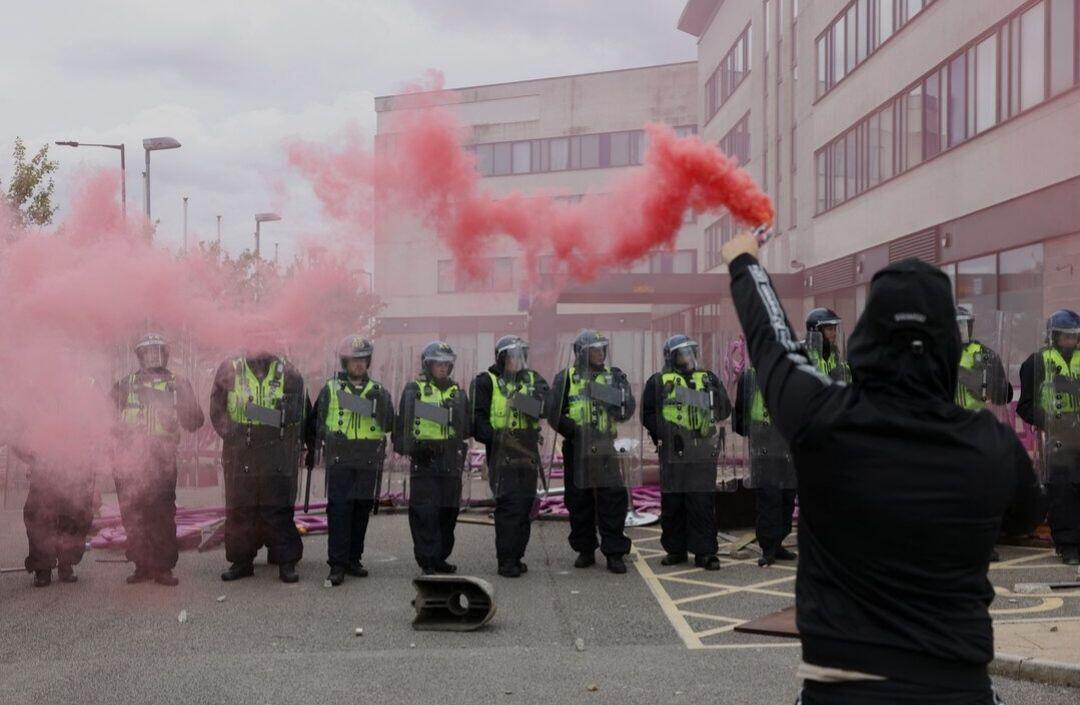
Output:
[0, 498, 1078, 704]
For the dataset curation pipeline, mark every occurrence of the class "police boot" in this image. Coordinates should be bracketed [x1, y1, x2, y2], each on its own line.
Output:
[497, 561, 521, 578]
[279, 562, 300, 583]
[775, 546, 798, 561]
[1062, 546, 1080, 566]
[220, 562, 255, 582]
[694, 555, 721, 571]
[573, 551, 595, 569]
[57, 564, 77, 583]
[606, 555, 627, 574]
[126, 566, 153, 584]
[433, 560, 457, 574]
[33, 570, 52, 588]
[345, 561, 368, 578]
[516, 560, 528, 574]
[327, 566, 345, 586]
[154, 570, 179, 586]
[661, 553, 688, 566]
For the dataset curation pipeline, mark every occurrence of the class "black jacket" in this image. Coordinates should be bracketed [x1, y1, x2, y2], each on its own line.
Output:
[641, 368, 730, 445]
[310, 372, 394, 458]
[470, 365, 550, 449]
[729, 253, 1041, 690]
[547, 364, 636, 443]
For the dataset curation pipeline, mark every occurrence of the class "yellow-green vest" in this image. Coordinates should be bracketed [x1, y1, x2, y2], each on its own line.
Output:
[412, 379, 460, 441]
[1040, 347, 1080, 416]
[325, 377, 384, 440]
[661, 370, 713, 432]
[808, 349, 840, 378]
[227, 357, 285, 427]
[488, 370, 540, 431]
[566, 366, 615, 433]
[956, 342, 990, 411]
[119, 373, 177, 439]
[747, 369, 771, 424]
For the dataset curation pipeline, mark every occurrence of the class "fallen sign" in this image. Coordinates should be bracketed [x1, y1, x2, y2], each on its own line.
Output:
[412, 575, 496, 632]
[733, 605, 799, 638]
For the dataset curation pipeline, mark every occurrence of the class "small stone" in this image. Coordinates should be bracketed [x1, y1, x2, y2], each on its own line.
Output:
[409, 643, 416, 648]
[1050, 625, 1059, 632]
[574, 637, 585, 652]
[177, 610, 188, 624]
[216, 595, 226, 603]
[570, 590, 580, 595]
[586, 684, 599, 692]
[1008, 598, 1019, 604]
[355, 627, 364, 636]
[323, 580, 333, 588]
[504, 691, 513, 695]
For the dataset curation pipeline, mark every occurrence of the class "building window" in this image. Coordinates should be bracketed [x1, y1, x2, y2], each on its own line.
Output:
[705, 24, 753, 122]
[437, 257, 514, 293]
[650, 250, 698, 274]
[704, 214, 737, 270]
[816, 0, 939, 99]
[719, 113, 752, 165]
[814, 0, 1079, 214]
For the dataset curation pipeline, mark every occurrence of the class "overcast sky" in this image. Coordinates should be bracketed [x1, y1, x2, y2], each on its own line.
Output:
[1, 1, 695, 261]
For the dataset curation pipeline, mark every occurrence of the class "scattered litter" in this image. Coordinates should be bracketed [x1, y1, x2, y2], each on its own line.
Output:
[409, 643, 416, 648]
[323, 579, 333, 588]
[177, 610, 188, 624]
[504, 691, 513, 696]
[574, 637, 585, 652]
[1007, 598, 1019, 604]
[556, 571, 569, 575]
[586, 684, 599, 692]
[570, 590, 580, 595]
[216, 595, 226, 603]
[354, 627, 364, 637]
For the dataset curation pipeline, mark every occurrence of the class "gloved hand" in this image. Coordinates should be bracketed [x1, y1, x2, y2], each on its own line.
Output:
[721, 230, 760, 264]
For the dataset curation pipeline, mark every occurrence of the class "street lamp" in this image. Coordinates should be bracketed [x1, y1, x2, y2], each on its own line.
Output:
[54, 141, 126, 217]
[142, 136, 181, 224]
[254, 212, 281, 258]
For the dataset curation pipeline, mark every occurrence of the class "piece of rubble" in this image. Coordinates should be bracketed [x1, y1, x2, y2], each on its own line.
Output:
[354, 627, 364, 637]
[574, 637, 585, 652]
[177, 610, 188, 624]
[216, 595, 226, 603]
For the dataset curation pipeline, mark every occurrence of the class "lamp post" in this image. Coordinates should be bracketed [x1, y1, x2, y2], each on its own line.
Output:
[254, 212, 281, 258]
[182, 196, 189, 252]
[216, 215, 222, 244]
[142, 137, 181, 224]
[54, 141, 126, 218]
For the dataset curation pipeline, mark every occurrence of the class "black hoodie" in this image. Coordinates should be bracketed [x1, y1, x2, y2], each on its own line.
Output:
[728, 254, 1041, 691]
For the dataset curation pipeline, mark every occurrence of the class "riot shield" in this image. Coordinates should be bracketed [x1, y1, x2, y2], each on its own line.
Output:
[397, 374, 470, 508]
[653, 365, 726, 495]
[565, 336, 643, 490]
[483, 348, 550, 503]
[320, 377, 391, 501]
[807, 325, 849, 383]
[1035, 329, 1080, 487]
[955, 309, 1013, 419]
[740, 369, 795, 491]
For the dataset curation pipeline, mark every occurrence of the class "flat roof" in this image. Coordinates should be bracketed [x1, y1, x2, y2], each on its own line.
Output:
[375, 61, 696, 102]
[677, 0, 722, 37]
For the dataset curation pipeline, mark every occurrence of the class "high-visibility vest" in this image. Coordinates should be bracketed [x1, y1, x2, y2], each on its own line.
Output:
[227, 357, 285, 427]
[565, 366, 616, 433]
[488, 370, 541, 431]
[412, 378, 460, 440]
[324, 377, 384, 440]
[660, 370, 713, 432]
[747, 368, 770, 424]
[956, 342, 990, 411]
[1040, 347, 1080, 416]
[119, 372, 177, 439]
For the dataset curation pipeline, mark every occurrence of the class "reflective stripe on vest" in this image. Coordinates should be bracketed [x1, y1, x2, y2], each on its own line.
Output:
[227, 358, 285, 426]
[566, 366, 614, 433]
[956, 342, 988, 411]
[1040, 347, 1080, 416]
[488, 370, 540, 431]
[808, 349, 838, 377]
[660, 371, 712, 432]
[325, 378, 383, 440]
[412, 379, 459, 440]
[119, 372, 177, 439]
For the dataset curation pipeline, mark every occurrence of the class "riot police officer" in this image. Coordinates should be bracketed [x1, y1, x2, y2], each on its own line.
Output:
[955, 305, 1013, 410]
[471, 335, 550, 578]
[111, 333, 204, 586]
[312, 335, 394, 585]
[1018, 309, 1080, 565]
[806, 308, 849, 382]
[393, 342, 471, 575]
[643, 335, 731, 571]
[548, 330, 636, 574]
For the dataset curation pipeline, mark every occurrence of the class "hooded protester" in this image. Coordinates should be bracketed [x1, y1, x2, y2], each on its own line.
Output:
[721, 232, 1042, 705]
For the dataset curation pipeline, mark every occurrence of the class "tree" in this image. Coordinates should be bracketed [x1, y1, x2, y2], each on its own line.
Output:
[2, 137, 59, 227]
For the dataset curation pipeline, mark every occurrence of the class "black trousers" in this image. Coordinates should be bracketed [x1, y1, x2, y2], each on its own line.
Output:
[115, 459, 179, 573]
[660, 491, 718, 557]
[326, 497, 373, 567]
[408, 470, 462, 569]
[490, 470, 537, 563]
[563, 444, 631, 557]
[224, 504, 302, 566]
[1047, 482, 1080, 548]
[24, 475, 93, 572]
[797, 680, 1001, 704]
[755, 486, 796, 557]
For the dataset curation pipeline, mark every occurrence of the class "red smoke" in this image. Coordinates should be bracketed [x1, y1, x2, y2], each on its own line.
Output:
[290, 72, 772, 286]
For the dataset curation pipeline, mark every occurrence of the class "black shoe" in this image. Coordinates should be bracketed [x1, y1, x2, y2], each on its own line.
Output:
[757, 554, 775, 568]
[661, 553, 688, 566]
[420, 567, 436, 576]
[33, 570, 51, 588]
[327, 567, 345, 586]
[344, 561, 368, 578]
[695, 555, 721, 571]
[516, 561, 528, 574]
[126, 567, 153, 584]
[1062, 546, 1080, 566]
[606, 555, 627, 574]
[573, 552, 595, 569]
[775, 546, 798, 561]
[220, 562, 254, 582]
[154, 570, 179, 587]
[989, 549, 1001, 563]
[433, 561, 457, 574]
[498, 562, 522, 578]
[279, 562, 299, 583]
[57, 564, 77, 583]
